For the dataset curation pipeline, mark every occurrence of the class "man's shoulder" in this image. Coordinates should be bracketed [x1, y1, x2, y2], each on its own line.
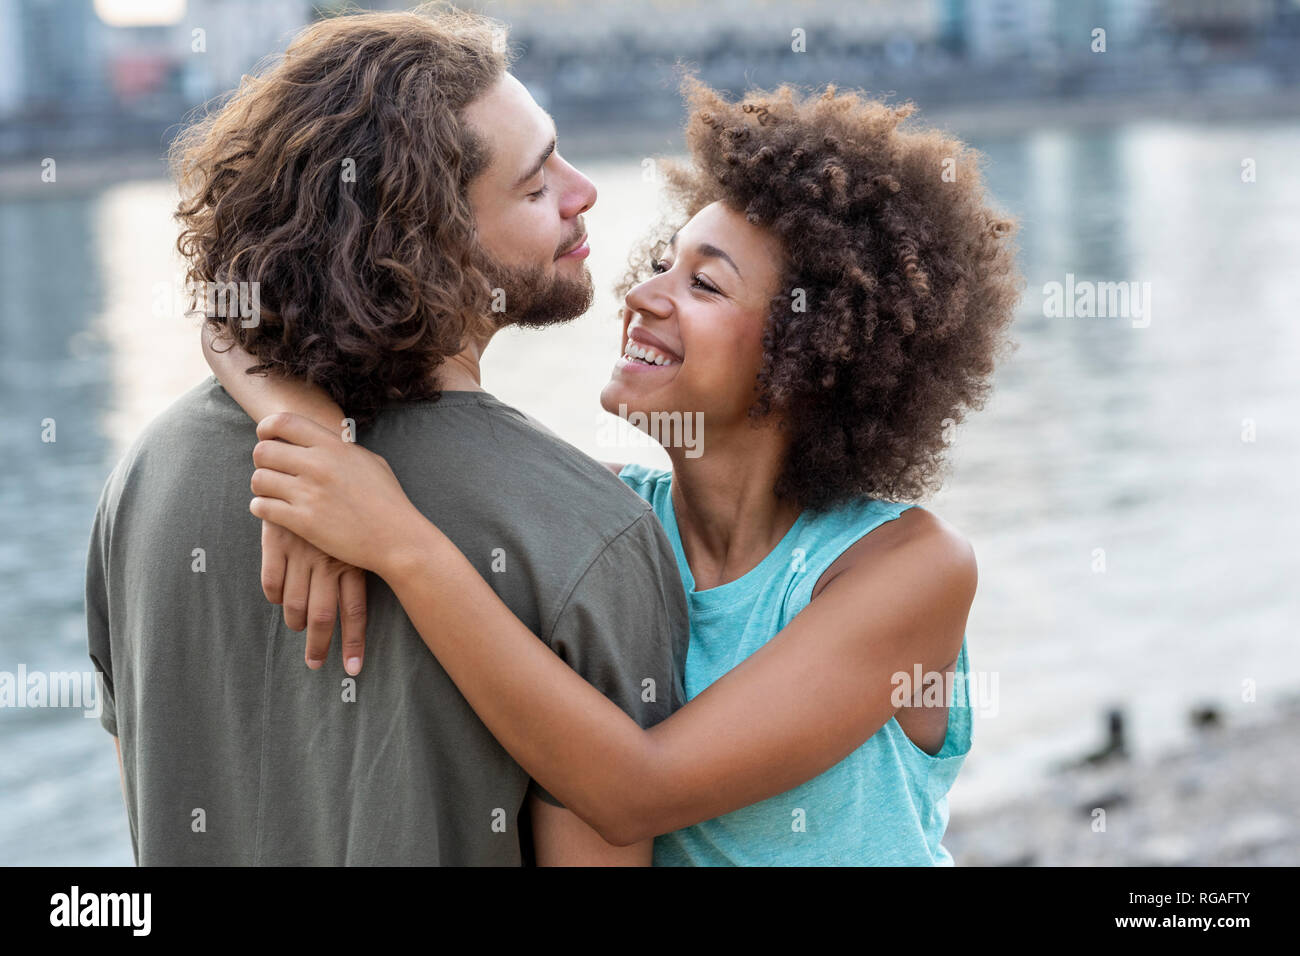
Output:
[117, 376, 249, 461]
[368, 394, 681, 649]
[94, 377, 250, 517]
[123, 372, 243, 449]
[368, 393, 655, 532]
[88, 374, 250, 561]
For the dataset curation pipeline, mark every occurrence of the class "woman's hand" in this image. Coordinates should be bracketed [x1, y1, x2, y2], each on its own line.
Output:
[260, 519, 368, 675]
[248, 412, 424, 580]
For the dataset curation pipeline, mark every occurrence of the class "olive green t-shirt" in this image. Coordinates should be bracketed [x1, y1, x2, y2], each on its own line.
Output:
[85, 377, 688, 865]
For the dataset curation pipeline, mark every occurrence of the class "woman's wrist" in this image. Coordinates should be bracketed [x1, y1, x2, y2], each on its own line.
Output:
[381, 512, 459, 590]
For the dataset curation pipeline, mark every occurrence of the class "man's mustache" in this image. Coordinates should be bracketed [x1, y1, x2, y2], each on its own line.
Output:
[555, 219, 586, 259]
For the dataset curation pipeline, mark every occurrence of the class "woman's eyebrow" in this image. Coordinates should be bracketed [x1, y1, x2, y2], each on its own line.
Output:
[667, 233, 742, 277]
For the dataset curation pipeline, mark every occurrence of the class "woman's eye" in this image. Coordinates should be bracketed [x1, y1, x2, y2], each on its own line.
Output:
[692, 274, 719, 293]
[650, 259, 668, 274]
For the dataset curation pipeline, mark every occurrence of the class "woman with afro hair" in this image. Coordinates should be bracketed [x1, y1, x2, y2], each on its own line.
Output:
[213, 80, 1021, 865]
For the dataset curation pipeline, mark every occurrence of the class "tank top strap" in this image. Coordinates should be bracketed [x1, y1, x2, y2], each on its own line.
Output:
[788, 498, 919, 610]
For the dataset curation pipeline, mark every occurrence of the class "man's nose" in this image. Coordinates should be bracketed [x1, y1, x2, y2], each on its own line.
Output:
[561, 161, 597, 218]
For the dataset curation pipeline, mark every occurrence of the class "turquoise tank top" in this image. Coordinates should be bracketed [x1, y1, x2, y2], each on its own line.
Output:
[618, 464, 972, 866]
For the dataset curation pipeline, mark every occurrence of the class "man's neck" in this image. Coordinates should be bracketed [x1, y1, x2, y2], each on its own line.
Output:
[434, 332, 494, 392]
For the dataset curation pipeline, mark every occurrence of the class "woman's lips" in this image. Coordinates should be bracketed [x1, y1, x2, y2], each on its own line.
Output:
[625, 328, 684, 363]
[614, 354, 677, 373]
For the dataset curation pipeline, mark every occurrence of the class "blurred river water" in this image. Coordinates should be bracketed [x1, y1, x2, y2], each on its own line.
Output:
[2, 118, 1298, 865]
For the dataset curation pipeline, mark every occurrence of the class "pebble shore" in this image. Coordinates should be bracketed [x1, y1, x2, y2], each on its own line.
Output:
[944, 697, 1300, 866]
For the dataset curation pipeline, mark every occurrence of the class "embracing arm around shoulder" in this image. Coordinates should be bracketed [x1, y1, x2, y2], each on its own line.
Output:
[393, 508, 974, 846]
[201, 324, 369, 672]
[201, 323, 347, 435]
[528, 794, 652, 866]
[248, 427, 976, 848]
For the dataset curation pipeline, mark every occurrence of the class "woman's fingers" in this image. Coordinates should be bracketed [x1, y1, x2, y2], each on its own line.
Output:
[259, 520, 287, 604]
[256, 411, 337, 447]
[252, 438, 313, 476]
[250, 496, 307, 543]
[338, 567, 367, 676]
[280, 545, 311, 636]
[250, 466, 298, 503]
[304, 567, 338, 670]
[249, 505, 366, 675]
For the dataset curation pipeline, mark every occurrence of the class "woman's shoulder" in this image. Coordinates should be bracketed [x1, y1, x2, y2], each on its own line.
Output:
[808, 504, 975, 688]
[810, 503, 975, 601]
[614, 462, 672, 498]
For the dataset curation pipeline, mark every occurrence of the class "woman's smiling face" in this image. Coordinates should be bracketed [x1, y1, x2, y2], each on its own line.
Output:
[600, 201, 786, 437]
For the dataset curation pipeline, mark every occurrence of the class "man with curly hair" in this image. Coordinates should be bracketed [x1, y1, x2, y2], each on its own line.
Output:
[84, 6, 688, 866]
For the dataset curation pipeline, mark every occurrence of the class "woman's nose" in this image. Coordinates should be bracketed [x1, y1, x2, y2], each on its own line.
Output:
[625, 274, 673, 321]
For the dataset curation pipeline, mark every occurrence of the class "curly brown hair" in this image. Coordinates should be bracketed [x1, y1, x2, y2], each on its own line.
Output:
[622, 80, 1022, 510]
[170, 5, 510, 424]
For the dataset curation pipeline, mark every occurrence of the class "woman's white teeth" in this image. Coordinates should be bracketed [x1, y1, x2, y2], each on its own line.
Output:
[623, 342, 674, 365]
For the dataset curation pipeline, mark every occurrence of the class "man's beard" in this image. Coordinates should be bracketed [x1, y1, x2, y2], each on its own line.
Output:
[478, 251, 594, 330]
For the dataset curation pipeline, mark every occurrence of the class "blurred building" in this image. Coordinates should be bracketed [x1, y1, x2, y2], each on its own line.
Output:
[0, 0, 326, 155]
[0, 0, 110, 154]
[960, 0, 1162, 62]
[1161, 0, 1279, 34]
[178, 0, 316, 105]
[0, 0, 1297, 160]
[483, 0, 942, 52]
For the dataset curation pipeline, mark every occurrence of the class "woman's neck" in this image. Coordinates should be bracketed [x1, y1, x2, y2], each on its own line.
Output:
[666, 422, 800, 590]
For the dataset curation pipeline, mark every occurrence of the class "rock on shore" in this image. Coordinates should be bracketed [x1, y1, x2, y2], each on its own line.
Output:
[944, 698, 1300, 866]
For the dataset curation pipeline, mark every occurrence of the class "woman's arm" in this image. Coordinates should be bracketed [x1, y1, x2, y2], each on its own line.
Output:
[529, 795, 652, 866]
[201, 323, 348, 436]
[206, 321, 627, 478]
[202, 324, 369, 674]
[250, 413, 976, 847]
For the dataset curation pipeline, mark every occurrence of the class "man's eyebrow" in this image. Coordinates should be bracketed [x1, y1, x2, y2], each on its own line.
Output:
[667, 233, 742, 277]
[511, 116, 558, 190]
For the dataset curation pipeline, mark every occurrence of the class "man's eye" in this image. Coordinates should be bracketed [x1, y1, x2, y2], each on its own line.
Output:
[528, 183, 549, 200]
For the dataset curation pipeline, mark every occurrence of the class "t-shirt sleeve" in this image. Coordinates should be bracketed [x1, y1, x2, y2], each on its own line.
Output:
[527, 509, 690, 808]
[85, 488, 118, 737]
